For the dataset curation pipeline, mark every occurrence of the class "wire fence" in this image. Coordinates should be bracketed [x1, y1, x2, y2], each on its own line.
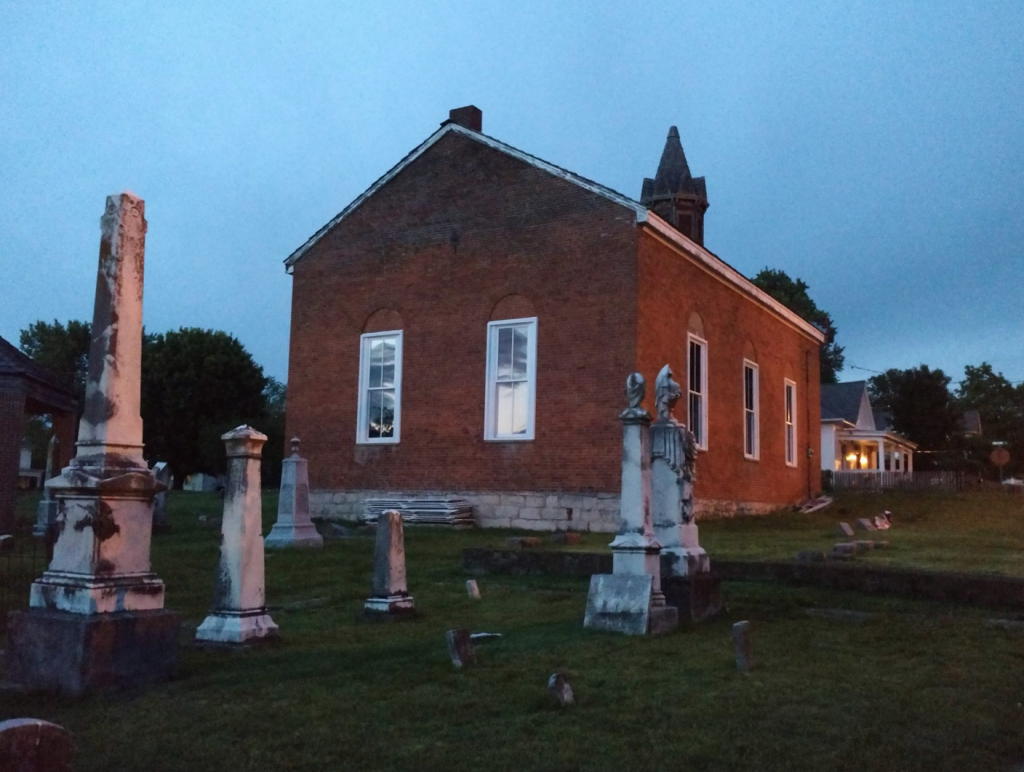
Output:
[0, 532, 50, 639]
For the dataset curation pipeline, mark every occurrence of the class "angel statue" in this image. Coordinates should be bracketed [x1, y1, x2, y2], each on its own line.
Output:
[619, 372, 650, 421]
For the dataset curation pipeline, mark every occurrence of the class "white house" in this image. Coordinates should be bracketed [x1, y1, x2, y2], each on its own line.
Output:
[820, 381, 916, 473]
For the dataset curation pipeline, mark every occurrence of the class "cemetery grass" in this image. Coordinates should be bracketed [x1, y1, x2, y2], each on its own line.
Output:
[3, 494, 1024, 771]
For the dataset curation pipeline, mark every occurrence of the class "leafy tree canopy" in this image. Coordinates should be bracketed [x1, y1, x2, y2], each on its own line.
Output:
[955, 363, 1024, 475]
[20, 321, 280, 482]
[751, 268, 845, 383]
[868, 365, 959, 451]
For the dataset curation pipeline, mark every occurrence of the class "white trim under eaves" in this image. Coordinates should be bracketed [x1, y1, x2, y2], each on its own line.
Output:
[640, 214, 827, 345]
[283, 122, 648, 273]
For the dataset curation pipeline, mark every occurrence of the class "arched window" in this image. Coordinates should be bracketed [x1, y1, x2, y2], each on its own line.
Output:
[357, 309, 404, 444]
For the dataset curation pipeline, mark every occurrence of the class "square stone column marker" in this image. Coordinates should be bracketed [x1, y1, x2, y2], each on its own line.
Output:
[196, 425, 278, 644]
[266, 438, 322, 549]
[364, 510, 415, 615]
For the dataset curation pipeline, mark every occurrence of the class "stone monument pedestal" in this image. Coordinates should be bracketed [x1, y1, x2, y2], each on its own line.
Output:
[363, 510, 416, 617]
[660, 524, 710, 577]
[6, 607, 180, 696]
[266, 438, 322, 549]
[661, 570, 722, 623]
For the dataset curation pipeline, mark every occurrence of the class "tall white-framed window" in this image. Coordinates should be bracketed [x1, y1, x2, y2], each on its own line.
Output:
[743, 360, 759, 460]
[784, 378, 797, 467]
[688, 334, 708, 450]
[484, 317, 537, 441]
[356, 330, 403, 444]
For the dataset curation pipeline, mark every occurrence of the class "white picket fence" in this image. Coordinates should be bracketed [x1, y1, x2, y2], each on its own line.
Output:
[827, 470, 963, 493]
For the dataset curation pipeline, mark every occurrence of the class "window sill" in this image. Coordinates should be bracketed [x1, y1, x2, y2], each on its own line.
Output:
[484, 436, 535, 443]
[356, 439, 401, 446]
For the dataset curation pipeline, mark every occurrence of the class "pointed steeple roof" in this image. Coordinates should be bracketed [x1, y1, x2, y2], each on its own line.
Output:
[641, 126, 707, 202]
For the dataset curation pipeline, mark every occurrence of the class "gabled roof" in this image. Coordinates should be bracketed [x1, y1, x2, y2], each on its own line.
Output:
[872, 409, 893, 432]
[283, 120, 826, 344]
[0, 335, 70, 394]
[821, 381, 870, 424]
[283, 122, 646, 272]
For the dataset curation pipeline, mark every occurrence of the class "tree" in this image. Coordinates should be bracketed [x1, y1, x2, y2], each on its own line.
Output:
[140, 328, 269, 481]
[260, 377, 287, 487]
[751, 268, 845, 383]
[956, 363, 1024, 476]
[18, 319, 91, 409]
[868, 365, 959, 452]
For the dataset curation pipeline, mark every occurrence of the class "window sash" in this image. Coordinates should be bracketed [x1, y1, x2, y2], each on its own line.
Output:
[743, 361, 759, 459]
[485, 318, 537, 441]
[357, 331, 403, 444]
[784, 380, 797, 466]
[688, 335, 708, 450]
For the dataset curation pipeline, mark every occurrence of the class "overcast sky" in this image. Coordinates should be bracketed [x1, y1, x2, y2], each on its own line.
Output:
[2, 2, 1022, 386]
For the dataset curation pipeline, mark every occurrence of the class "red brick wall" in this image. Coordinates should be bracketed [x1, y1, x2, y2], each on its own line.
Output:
[287, 131, 639, 494]
[636, 228, 822, 508]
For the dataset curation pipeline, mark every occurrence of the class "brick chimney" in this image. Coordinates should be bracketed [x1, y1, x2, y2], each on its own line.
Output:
[442, 105, 482, 133]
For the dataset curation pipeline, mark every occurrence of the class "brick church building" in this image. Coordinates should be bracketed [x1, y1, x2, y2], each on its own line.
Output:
[284, 107, 823, 531]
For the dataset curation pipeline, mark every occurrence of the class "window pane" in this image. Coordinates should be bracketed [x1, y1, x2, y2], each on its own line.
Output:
[381, 338, 396, 388]
[689, 342, 701, 393]
[512, 381, 528, 435]
[690, 393, 702, 445]
[786, 429, 794, 462]
[367, 389, 384, 438]
[512, 326, 528, 379]
[745, 368, 754, 410]
[368, 339, 383, 389]
[496, 383, 514, 435]
[497, 327, 514, 380]
[379, 390, 395, 438]
[746, 412, 755, 455]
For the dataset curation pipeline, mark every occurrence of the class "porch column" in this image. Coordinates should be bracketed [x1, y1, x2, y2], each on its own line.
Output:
[877, 439, 885, 471]
[907, 450, 913, 474]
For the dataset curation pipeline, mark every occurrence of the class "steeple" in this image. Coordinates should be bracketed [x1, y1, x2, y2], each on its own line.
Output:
[641, 126, 709, 245]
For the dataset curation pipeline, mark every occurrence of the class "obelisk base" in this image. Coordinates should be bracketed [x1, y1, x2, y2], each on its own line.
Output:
[583, 574, 679, 635]
[6, 608, 180, 696]
[363, 594, 416, 617]
[195, 608, 279, 644]
[265, 522, 323, 549]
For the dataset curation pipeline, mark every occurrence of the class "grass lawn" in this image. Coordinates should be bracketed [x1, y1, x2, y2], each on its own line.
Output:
[3, 491, 1024, 771]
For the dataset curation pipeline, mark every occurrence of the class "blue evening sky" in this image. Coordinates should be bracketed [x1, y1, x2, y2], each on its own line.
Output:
[2, 2, 1022, 386]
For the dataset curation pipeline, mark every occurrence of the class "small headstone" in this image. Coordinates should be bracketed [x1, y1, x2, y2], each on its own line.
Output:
[0, 535, 13, 554]
[796, 550, 826, 563]
[854, 540, 874, 553]
[857, 518, 877, 532]
[466, 579, 481, 600]
[874, 540, 890, 549]
[151, 461, 173, 531]
[0, 718, 75, 772]
[838, 522, 855, 537]
[469, 632, 502, 642]
[551, 532, 582, 545]
[831, 543, 857, 559]
[873, 516, 891, 530]
[547, 673, 574, 707]
[446, 629, 476, 668]
[732, 621, 753, 672]
[506, 536, 541, 549]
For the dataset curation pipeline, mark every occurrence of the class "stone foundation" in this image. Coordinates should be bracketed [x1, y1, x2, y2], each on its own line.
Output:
[310, 490, 786, 531]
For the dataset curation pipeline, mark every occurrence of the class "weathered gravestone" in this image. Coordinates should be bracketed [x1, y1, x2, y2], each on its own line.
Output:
[838, 522, 855, 537]
[364, 510, 416, 616]
[547, 673, 574, 707]
[733, 620, 753, 672]
[31, 435, 60, 538]
[584, 373, 677, 635]
[7, 193, 179, 695]
[266, 438, 323, 549]
[151, 461, 172, 532]
[857, 517, 877, 532]
[195, 426, 278, 644]
[446, 628, 475, 668]
[466, 579, 481, 600]
[0, 719, 75, 772]
[650, 364, 708, 577]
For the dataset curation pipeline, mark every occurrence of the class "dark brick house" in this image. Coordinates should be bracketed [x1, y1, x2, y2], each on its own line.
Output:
[284, 106, 824, 531]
